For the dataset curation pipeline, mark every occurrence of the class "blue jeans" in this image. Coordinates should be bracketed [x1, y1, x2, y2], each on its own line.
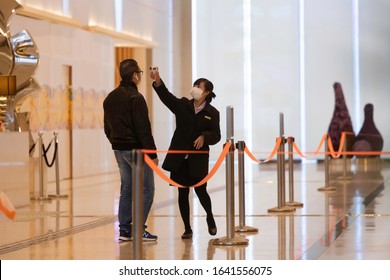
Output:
[114, 150, 155, 233]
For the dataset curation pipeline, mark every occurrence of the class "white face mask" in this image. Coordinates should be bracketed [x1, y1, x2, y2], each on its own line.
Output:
[190, 87, 203, 100]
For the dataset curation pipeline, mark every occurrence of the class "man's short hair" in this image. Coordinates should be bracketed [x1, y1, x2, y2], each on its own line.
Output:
[119, 59, 138, 80]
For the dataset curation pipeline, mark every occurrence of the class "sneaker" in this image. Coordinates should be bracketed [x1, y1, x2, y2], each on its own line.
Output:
[119, 230, 132, 241]
[142, 230, 158, 241]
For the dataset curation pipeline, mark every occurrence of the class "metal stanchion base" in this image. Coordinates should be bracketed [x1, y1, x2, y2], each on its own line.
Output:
[235, 226, 259, 233]
[30, 196, 52, 202]
[212, 236, 249, 246]
[317, 186, 337, 192]
[286, 201, 304, 208]
[48, 194, 69, 199]
[268, 206, 295, 213]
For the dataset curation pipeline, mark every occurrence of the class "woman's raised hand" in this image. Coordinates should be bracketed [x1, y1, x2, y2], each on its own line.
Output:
[149, 65, 161, 85]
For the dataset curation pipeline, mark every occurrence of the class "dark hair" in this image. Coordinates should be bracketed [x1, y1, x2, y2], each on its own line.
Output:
[119, 59, 139, 81]
[193, 78, 216, 103]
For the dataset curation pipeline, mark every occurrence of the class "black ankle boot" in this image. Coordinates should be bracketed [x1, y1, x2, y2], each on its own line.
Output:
[207, 215, 217, 235]
[181, 229, 193, 239]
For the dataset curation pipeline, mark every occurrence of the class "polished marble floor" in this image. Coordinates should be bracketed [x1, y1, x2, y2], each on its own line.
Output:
[1, 157, 389, 260]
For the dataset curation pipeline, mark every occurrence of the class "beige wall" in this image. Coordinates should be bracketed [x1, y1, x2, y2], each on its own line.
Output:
[2, 0, 193, 188]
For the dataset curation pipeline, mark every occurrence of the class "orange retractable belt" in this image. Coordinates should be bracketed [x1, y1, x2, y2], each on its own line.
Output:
[144, 142, 231, 188]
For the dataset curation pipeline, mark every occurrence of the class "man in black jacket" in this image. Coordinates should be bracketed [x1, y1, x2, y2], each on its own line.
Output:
[103, 59, 158, 241]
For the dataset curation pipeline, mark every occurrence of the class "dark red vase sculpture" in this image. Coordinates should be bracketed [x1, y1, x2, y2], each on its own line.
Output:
[352, 103, 383, 157]
[327, 82, 355, 153]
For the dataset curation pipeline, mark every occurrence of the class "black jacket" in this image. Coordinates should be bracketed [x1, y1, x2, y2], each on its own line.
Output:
[103, 80, 157, 159]
[153, 80, 221, 177]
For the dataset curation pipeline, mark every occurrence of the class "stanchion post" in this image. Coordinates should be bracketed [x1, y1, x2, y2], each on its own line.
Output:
[132, 149, 144, 260]
[338, 133, 353, 180]
[279, 112, 285, 208]
[38, 131, 44, 198]
[318, 135, 336, 192]
[213, 106, 248, 246]
[31, 131, 51, 202]
[268, 113, 295, 213]
[235, 141, 258, 233]
[285, 137, 303, 208]
[226, 137, 235, 241]
[49, 131, 68, 199]
[280, 135, 286, 205]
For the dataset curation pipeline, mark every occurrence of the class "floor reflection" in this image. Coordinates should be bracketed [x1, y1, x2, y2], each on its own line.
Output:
[0, 158, 389, 260]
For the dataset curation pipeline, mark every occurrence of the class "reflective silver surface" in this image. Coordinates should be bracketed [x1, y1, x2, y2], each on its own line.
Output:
[0, 0, 22, 75]
[10, 30, 39, 89]
[0, 0, 21, 33]
[0, 0, 39, 131]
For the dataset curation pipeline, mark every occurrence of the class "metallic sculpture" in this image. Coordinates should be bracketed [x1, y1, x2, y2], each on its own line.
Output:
[0, 0, 40, 132]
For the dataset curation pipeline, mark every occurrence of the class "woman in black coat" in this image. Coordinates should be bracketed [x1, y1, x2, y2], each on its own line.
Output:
[151, 68, 221, 239]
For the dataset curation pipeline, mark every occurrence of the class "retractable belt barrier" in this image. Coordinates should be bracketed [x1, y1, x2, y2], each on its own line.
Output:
[235, 141, 259, 234]
[142, 131, 389, 190]
[143, 142, 231, 188]
[133, 108, 388, 257]
[31, 131, 68, 202]
[0, 192, 16, 220]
